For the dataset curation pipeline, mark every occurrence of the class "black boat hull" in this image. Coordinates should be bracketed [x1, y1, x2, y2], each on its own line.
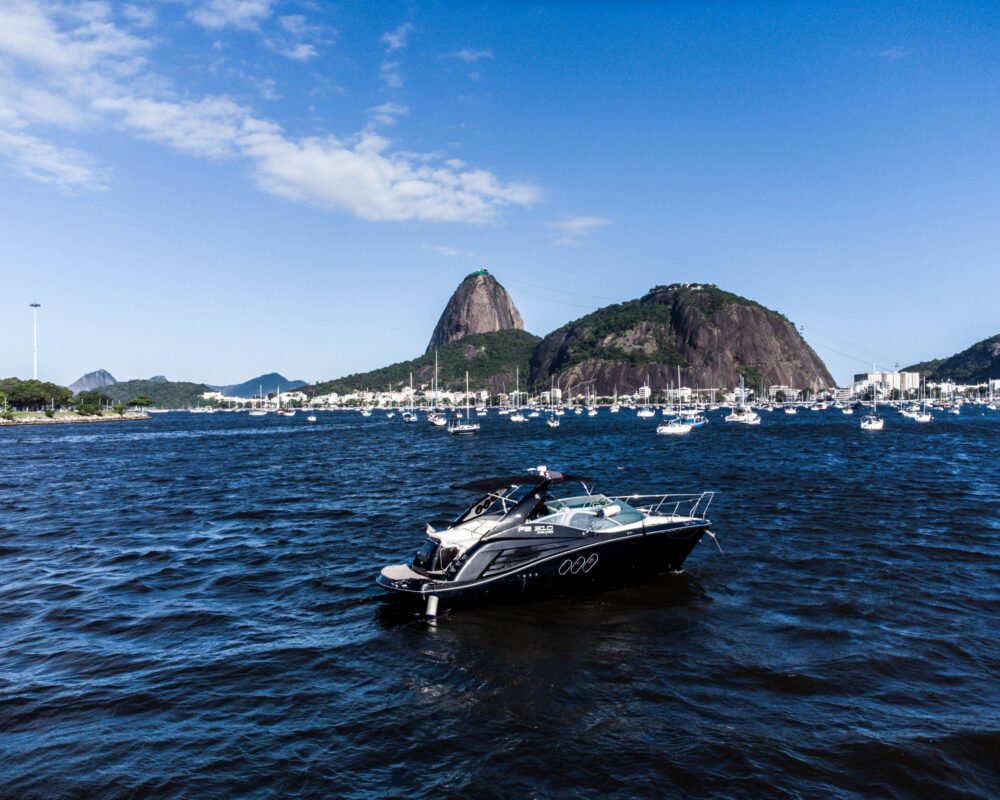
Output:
[376, 522, 709, 607]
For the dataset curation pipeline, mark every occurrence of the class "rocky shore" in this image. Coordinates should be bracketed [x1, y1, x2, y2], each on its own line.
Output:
[0, 412, 151, 426]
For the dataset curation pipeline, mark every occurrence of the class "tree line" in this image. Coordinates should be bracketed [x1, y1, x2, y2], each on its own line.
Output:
[0, 378, 153, 416]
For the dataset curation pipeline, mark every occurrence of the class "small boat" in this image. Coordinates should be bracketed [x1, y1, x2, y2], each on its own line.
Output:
[509, 411, 526, 423]
[376, 467, 716, 615]
[546, 414, 560, 428]
[725, 377, 760, 425]
[277, 408, 295, 417]
[725, 406, 760, 425]
[784, 405, 797, 415]
[307, 414, 318, 422]
[656, 417, 694, 435]
[636, 407, 656, 418]
[249, 409, 267, 417]
[448, 372, 480, 435]
[860, 414, 883, 430]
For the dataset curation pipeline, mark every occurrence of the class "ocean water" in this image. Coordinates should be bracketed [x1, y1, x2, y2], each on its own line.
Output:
[1, 408, 998, 799]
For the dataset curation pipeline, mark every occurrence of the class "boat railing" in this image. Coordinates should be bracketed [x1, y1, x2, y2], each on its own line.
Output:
[614, 491, 715, 520]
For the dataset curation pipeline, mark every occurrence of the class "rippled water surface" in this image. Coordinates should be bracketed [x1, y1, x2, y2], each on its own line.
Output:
[2, 409, 998, 798]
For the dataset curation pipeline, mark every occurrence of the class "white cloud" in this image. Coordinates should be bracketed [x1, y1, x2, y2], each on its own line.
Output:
[240, 126, 539, 222]
[449, 48, 493, 63]
[380, 60, 403, 89]
[380, 23, 413, 52]
[549, 215, 611, 245]
[368, 102, 408, 128]
[189, 0, 274, 31]
[0, 127, 108, 190]
[876, 46, 908, 62]
[422, 243, 482, 259]
[0, 1, 540, 222]
[122, 4, 156, 29]
[270, 41, 317, 61]
[279, 15, 310, 37]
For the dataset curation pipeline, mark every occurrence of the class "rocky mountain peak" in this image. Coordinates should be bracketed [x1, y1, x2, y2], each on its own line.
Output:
[426, 270, 525, 354]
[68, 369, 118, 394]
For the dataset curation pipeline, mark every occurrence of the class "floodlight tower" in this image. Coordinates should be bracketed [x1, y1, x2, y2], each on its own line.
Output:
[30, 303, 41, 379]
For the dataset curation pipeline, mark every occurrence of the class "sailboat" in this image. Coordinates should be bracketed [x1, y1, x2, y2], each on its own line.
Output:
[658, 367, 694, 434]
[547, 378, 560, 427]
[860, 387, 884, 431]
[276, 386, 295, 417]
[448, 372, 480, 435]
[636, 378, 656, 417]
[249, 384, 267, 416]
[427, 353, 447, 425]
[401, 373, 418, 422]
[510, 367, 526, 422]
[725, 376, 761, 424]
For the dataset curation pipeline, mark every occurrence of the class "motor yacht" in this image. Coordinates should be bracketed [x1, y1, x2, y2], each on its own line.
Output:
[377, 467, 715, 614]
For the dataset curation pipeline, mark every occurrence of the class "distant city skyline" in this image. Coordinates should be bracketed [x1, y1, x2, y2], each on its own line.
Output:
[2, 1, 998, 387]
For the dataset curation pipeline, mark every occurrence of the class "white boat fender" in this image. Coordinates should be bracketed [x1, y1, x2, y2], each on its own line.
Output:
[425, 594, 439, 620]
[596, 504, 622, 518]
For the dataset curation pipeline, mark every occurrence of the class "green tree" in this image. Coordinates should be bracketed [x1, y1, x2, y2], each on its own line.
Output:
[112, 404, 127, 417]
[130, 395, 153, 408]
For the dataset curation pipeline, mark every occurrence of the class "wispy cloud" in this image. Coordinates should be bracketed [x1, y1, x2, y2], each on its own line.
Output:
[189, 0, 274, 31]
[368, 102, 408, 128]
[122, 4, 156, 29]
[0, 1, 541, 224]
[421, 243, 482, 259]
[267, 41, 317, 61]
[550, 215, 611, 245]
[448, 48, 493, 64]
[380, 60, 403, 89]
[874, 45, 908, 62]
[381, 23, 414, 52]
[0, 127, 109, 190]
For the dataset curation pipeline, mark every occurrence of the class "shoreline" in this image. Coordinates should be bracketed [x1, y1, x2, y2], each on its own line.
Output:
[0, 412, 151, 427]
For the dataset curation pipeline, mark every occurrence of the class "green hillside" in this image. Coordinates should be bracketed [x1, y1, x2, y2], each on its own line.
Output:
[904, 334, 1000, 383]
[100, 379, 216, 408]
[308, 329, 540, 396]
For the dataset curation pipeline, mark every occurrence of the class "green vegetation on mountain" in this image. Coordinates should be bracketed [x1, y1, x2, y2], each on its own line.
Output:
[99, 379, 216, 409]
[904, 334, 1000, 383]
[529, 283, 832, 392]
[308, 330, 540, 396]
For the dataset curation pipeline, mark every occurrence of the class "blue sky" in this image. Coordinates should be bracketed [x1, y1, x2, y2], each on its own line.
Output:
[1, 1, 997, 387]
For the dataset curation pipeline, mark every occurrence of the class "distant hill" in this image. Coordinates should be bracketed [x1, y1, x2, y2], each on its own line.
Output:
[99, 379, 215, 409]
[426, 270, 524, 353]
[69, 369, 117, 394]
[905, 334, 1000, 383]
[308, 329, 540, 397]
[529, 283, 834, 393]
[214, 373, 305, 398]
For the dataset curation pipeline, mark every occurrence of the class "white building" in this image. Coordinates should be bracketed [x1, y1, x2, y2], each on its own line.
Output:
[852, 371, 920, 397]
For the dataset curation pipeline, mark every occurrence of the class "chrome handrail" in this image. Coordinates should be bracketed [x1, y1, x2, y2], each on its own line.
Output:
[612, 491, 715, 520]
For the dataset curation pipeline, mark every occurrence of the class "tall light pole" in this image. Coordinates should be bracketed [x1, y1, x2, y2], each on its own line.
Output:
[30, 303, 41, 380]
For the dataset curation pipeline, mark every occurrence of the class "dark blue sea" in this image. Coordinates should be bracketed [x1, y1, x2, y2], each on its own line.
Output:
[1, 408, 998, 799]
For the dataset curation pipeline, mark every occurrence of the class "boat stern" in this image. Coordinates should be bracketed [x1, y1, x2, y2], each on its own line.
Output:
[376, 564, 434, 595]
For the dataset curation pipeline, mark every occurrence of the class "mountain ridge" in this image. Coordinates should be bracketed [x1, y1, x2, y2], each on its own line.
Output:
[904, 333, 1000, 383]
[528, 283, 833, 393]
